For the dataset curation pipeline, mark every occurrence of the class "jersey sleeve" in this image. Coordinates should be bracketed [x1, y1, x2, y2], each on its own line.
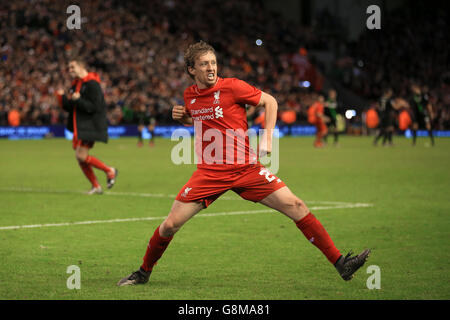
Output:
[183, 89, 192, 116]
[231, 78, 262, 106]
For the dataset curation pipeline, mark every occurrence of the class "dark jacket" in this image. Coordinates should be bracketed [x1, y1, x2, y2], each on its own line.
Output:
[58, 73, 108, 143]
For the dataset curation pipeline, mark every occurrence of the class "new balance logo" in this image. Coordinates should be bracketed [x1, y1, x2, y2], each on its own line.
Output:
[215, 106, 223, 119]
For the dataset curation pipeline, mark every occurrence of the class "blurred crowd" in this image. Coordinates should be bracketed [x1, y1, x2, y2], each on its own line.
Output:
[0, 0, 448, 130]
[0, 0, 324, 128]
[331, 1, 450, 130]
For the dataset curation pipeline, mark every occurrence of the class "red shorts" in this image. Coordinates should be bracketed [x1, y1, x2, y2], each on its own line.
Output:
[72, 137, 95, 150]
[315, 119, 328, 134]
[175, 164, 286, 208]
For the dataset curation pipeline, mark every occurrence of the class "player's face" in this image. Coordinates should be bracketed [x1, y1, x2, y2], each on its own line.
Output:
[191, 51, 217, 89]
[68, 61, 82, 78]
[411, 85, 421, 95]
[329, 90, 336, 100]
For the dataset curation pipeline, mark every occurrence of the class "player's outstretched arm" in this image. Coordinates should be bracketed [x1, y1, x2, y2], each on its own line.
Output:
[257, 92, 278, 156]
[172, 105, 193, 126]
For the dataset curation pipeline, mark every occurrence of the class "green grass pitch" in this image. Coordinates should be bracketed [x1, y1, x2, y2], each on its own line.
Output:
[0, 136, 449, 300]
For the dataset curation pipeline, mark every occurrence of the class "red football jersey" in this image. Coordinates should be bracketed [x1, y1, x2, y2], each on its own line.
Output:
[183, 77, 262, 170]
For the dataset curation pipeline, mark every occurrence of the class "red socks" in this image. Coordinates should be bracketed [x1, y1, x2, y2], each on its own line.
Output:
[78, 160, 100, 188]
[139, 215, 338, 273]
[295, 212, 341, 265]
[85, 155, 111, 174]
[141, 226, 174, 272]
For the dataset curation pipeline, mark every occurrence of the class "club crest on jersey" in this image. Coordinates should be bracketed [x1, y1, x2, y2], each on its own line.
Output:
[190, 99, 196, 104]
[213, 90, 220, 104]
[182, 187, 192, 197]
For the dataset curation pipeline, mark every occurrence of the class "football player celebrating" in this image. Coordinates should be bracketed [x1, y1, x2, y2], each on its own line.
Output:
[373, 88, 398, 147]
[324, 89, 340, 146]
[118, 41, 370, 286]
[409, 83, 435, 146]
[57, 59, 118, 194]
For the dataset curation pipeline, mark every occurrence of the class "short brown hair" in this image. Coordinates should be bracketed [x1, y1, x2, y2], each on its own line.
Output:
[68, 58, 87, 69]
[184, 41, 216, 79]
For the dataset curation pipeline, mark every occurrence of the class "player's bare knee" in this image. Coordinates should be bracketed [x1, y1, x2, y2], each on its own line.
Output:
[296, 198, 308, 210]
[160, 219, 180, 237]
[291, 197, 309, 217]
[75, 152, 87, 162]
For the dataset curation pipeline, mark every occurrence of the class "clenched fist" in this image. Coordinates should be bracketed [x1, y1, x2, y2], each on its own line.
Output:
[71, 92, 80, 100]
[172, 105, 187, 121]
[172, 105, 193, 125]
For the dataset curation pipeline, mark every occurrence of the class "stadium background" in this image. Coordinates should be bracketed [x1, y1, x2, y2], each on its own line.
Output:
[1, 0, 449, 138]
[0, 0, 449, 303]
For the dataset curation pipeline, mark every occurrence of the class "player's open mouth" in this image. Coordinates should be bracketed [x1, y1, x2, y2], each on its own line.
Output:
[207, 73, 215, 80]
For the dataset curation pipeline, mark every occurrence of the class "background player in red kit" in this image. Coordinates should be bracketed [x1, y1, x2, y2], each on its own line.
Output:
[118, 41, 370, 286]
[308, 93, 328, 148]
[57, 60, 118, 194]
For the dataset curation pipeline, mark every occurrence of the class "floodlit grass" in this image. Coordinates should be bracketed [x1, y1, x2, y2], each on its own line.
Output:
[0, 136, 449, 300]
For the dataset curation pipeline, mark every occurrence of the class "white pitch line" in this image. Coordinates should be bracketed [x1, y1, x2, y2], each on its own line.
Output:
[0, 187, 371, 204]
[0, 203, 373, 231]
